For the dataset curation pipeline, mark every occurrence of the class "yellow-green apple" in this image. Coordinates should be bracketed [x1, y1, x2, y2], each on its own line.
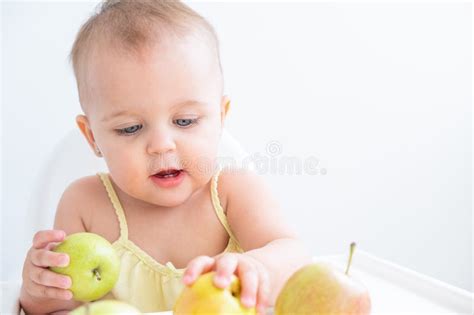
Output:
[69, 300, 141, 314]
[50, 232, 120, 302]
[173, 271, 256, 314]
[275, 243, 371, 315]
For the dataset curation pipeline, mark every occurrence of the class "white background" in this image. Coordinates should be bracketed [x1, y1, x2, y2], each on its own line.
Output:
[2, 1, 472, 293]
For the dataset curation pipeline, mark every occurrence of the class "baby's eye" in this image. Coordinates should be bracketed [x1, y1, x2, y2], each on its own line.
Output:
[116, 124, 143, 135]
[174, 118, 198, 127]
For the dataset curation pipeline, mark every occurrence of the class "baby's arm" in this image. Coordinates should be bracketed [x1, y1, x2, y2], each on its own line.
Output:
[184, 169, 312, 312]
[19, 179, 88, 314]
[224, 170, 311, 303]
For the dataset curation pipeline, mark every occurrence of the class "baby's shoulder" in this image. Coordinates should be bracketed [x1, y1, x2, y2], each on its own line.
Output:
[218, 167, 265, 191]
[54, 174, 106, 232]
[61, 174, 104, 205]
[216, 167, 296, 250]
[216, 168, 266, 209]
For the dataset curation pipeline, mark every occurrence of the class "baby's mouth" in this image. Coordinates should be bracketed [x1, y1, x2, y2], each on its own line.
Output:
[153, 169, 183, 178]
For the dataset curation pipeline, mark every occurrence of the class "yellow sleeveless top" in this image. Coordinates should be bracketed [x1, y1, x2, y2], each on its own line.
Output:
[96, 169, 243, 312]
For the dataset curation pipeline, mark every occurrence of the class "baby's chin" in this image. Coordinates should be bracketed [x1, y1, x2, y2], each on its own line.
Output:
[145, 178, 201, 208]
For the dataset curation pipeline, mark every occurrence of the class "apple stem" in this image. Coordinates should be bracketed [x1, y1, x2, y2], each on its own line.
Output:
[93, 268, 101, 281]
[85, 303, 91, 315]
[345, 242, 356, 275]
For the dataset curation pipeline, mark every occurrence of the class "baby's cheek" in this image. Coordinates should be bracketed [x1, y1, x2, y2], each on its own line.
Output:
[181, 147, 218, 180]
[107, 161, 149, 195]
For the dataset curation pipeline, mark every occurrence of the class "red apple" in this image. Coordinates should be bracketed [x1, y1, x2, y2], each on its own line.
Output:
[275, 242, 371, 315]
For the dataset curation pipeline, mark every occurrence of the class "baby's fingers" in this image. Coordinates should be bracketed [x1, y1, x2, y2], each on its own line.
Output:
[30, 265, 72, 290]
[183, 256, 215, 285]
[30, 248, 69, 268]
[256, 268, 270, 315]
[214, 254, 238, 288]
[32, 230, 66, 249]
[27, 280, 72, 301]
[237, 261, 259, 309]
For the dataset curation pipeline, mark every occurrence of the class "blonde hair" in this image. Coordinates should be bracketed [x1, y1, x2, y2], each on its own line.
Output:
[70, 0, 222, 103]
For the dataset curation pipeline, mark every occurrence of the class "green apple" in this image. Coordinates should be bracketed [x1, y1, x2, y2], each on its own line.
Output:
[275, 243, 371, 315]
[50, 232, 120, 302]
[173, 271, 256, 314]
[69, 300, 141, 314]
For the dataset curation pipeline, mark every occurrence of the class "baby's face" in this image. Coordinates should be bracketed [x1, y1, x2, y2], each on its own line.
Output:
[78, 36, 226, 208]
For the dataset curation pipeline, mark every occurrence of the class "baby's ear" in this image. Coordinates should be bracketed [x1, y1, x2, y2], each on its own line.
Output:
[220, 95, 231, 125]
[76, 115, 102, 157]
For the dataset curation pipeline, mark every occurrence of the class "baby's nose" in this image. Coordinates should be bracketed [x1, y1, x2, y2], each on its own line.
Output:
[146, 131, 176, 155]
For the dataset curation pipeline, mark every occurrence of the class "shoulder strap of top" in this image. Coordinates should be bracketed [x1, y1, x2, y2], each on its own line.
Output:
[97, 172, 128, 241]
[210, 168, 242, 250]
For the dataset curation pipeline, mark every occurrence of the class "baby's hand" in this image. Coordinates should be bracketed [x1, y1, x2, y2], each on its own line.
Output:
[183, 253, 270, 315]
[21, 230, 73, 301]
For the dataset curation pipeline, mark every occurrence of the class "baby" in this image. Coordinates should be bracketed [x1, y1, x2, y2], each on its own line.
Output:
[19, 0, 311, 313]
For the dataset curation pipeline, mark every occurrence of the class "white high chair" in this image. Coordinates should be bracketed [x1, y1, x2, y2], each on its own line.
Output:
[3, 128, 252, 314]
